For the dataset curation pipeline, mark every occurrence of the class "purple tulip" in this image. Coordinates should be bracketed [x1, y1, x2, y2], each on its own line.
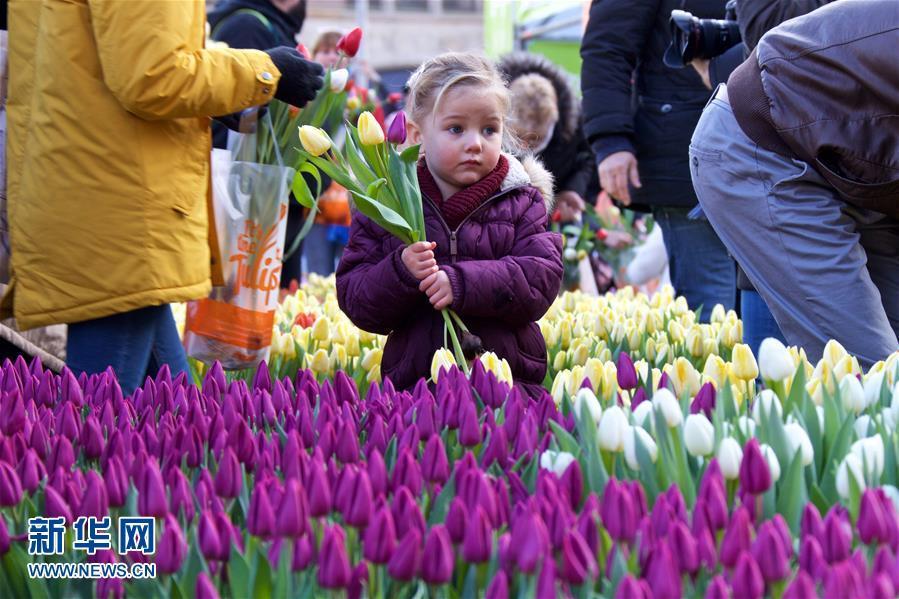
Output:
[783, 571, 816, 599]
[859, 489, 892, 546]
[616, 575, 653, 599]
[391, 448, 423, 497]
[601, 478, 637, 543]
[485, 570, 509, 599]
[458, 400, 482, 447]
[696, 526, 718, 570]
[481, 426, 509, 470]
[823, 559, 864, 599]
[363, 503, 396, 564]
[357, 443, 382, 492]
[422, 435, 449, 485]
[336, 419, 360, 464]
[645, 543, 681, 599]
[195, 572, 220, 599]
[732, 551, 764, 599]
[44, 485, 73, 523]
[0, 462, 22, 507]
[306, 460, 332, 518]
[739, 438, 771, 495]
[800, 502, 823, 540]
[214, 448, 242, 499]
[387, 529, 421, 581]
[421, 525, 453, 585]
[344, 470, 373, 528]
[247, 485, 275, 538]
[138, 460, 168, 518]
[277, 479, 309, 538]
[446, 497, 469, 545]
[799, 535, 827, 581]
[704, 575, 729, 599]
[78, 471, 109, 519]
[868, 572, 897, 599]
[462, 506, 493, 564]
[387, 110, 407, 144]
[198, 511, 223, 562]
[752, 520, 790, 582]
[720, 507, 753, 569]
[392, 487, 425, 540]
[103, 457, 128, 508]
[560, 459, 584, 510]
[318, 525, 351, 589]
[291, 535, 316, 571]
[536, 555, 557, 599]
[156, 514, 187, 574]
[690, 382, 716, 418]
[559, 528, 598, 585]
[617, 352, 638, 390]
[670, 520, 699, 575]
[18, 449, 45, 495]
[873, 546, 899, 590]
[1, 388, 25, 436]
[822, 508, 851, 564]
[511, 510, 548, 573]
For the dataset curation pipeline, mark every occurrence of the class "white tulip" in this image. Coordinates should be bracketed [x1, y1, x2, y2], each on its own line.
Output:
[854, 415, 874, 439]
[761, 443, 781, 482]
[836, 453, 866, 499]
[783, 422, 814, 466]
[840, 375, 866, 414]
[816, 406, 825, 432]
[598, 406, 629, 452]
[737, 415, 757, 438]
[717, 437, 743, 480]
[573, 388, 603, 426]
[563, 247, 578, 261]
[751, 389, 783, 424]
[539, 450, 576, 477]
[652, 388, 683, 428]
[758, 337, 794, 381]
[623, 426, 658, 470]
[632, 402, 654, 428]
[881, 408, 896, 432]
[684, 414, 715, 457]
[890, 382, 899, 422]
[328, 68, 349, 93]
[864, 371, 886, 408]
[850, 436, 885, 480]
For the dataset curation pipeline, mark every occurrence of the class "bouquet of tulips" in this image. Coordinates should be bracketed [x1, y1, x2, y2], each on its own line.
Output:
[294, 109, 477, 374]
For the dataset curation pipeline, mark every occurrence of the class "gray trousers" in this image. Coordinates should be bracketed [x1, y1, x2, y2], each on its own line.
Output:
[689, 85, 899, 369]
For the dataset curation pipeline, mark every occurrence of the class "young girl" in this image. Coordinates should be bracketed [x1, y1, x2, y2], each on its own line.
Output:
[336, 53, 563, 398]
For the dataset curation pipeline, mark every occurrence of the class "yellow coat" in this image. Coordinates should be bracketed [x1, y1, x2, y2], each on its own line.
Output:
[6, 0, 283, 329]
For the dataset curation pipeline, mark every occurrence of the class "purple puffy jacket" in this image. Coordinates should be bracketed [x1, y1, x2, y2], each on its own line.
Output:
[336, 155, 563, 397]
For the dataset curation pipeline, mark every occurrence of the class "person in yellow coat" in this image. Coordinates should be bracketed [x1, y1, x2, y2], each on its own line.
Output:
[6, 0, 323, 393]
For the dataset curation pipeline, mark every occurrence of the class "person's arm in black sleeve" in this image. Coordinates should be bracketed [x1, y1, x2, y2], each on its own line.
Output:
[579, 0, 662, 164]
[212, 12, 277, 50]
[708, 43, 748, 88]
[559, 127, 597, 201]
[735, 0, 830, 50]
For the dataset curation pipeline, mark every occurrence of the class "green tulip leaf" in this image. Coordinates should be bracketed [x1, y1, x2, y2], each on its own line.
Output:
[348, 189, 414, 244]
[400, 144, 421, 163]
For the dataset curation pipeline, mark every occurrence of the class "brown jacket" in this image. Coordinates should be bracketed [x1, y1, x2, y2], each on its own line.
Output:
[728, 0, 899, 218]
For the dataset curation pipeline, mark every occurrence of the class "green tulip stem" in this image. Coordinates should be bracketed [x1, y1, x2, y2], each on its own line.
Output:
[441, 309, 469, 376]
[448, 309, 470, 333]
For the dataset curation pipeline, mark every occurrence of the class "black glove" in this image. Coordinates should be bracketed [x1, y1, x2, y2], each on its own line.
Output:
[264, 47, 325, 107]
[214, 105, 269, 133]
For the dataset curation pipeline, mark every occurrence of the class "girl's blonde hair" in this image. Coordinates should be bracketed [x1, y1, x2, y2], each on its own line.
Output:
[406, 52, 517, 149]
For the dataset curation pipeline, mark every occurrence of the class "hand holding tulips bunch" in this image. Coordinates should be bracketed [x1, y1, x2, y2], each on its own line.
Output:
[296, 109, 478, 375]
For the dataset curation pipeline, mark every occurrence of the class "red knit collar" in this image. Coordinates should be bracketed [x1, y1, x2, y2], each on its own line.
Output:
[417, 155, 510, 229]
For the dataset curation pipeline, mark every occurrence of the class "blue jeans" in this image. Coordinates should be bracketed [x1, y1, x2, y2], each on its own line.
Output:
[304, 223, 347, 276]
[652, 206, 736, 322]
[66, 305, 189, 396]
[741, 289, 786, 358]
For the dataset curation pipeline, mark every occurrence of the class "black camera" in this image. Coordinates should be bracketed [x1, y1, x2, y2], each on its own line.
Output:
[663, 0, 741, 68]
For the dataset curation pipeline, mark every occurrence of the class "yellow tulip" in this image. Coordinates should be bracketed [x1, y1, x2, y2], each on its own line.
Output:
[553, 350, 568, 373]
[551, 371, 571, 407]
[822, 339, 848, 369]
[367, 364, 381, 384]
[478, 351, 514, 385]
[345, 332, 361, 358]
[570, 342, 589, 367]
[361, 348, 382, 371]
[430, 348, 456, 382]
[671, 357, 701, 397]
[347, 96, 362, 111]
[710, 304, 726, 324]
[298, 125, 332, 156]
[311, 316, 330, 343]
[357, 111, 385, 145]
[731, 343, 759, 381]
[686, 328, 704, 358]
[704, 354, 728, 388]
[668, 321, 685, 344]
[584, 358, 604, 392]
[330, 345, 347, 370]
[308, 349, 330, 375]
[672, 296, 689, 316]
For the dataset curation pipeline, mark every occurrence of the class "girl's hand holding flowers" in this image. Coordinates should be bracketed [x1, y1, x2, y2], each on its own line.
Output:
[420, 269, 453, 309]
[402, 241, 438, 280]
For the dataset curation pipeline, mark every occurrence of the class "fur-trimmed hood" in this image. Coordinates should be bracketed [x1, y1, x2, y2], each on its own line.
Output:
[497, 52, 580, 143]
[501, 153, 555, 213]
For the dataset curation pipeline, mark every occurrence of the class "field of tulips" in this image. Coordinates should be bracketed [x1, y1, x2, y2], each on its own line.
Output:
[4, 277, 899, 598]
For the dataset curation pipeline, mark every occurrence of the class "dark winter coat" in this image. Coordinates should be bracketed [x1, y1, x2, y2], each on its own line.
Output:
[336, 156, 563, 398]
[580, 0, 726, 209]
[497, 53, 597, 201]
[208, 0, 304, 150]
